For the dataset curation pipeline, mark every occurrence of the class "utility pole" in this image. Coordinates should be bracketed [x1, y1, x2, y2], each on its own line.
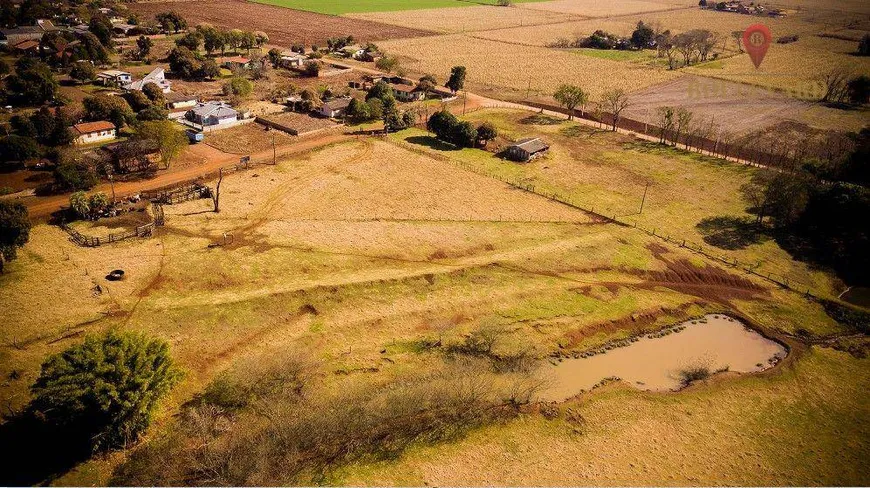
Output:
[272, 131, 276, 165]
[108, 174, 115, 204]
[639, 181, 650, 215]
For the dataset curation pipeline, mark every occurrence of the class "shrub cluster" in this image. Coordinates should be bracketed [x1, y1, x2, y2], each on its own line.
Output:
[426, 110, 497, 148]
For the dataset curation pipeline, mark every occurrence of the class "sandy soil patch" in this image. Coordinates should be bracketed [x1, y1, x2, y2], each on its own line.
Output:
[204, 122, 298, 154]
[258, 111, 340, 134]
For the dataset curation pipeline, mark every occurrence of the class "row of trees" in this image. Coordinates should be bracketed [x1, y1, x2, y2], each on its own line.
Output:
[344, 81, 417, 131]
[552, 84, 631, 130]
[167, 46, 220, 81]
[427, 110, 497, 148]
[656, 29, 718, 69]
[819, 70, 870, 105]
[548, 21, 656, 51]
[179, 24, 269, 56]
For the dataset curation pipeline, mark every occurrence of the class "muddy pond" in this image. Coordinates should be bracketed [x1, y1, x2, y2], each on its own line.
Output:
[539, 314, 787, 401]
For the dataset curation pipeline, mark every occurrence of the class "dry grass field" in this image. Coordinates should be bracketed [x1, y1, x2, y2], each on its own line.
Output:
[516, 0, 688, 17]
[204, 122, 298, 154]
[3, 0, 869, 483]
[128, 0, 435, 46]
[1, 132, 863, 485]
[378, 34, 680, 100]
[685, 35, 870, 99]
[472, 8, 825, 47]
[620, 75, 870, 135]
[334, 347, 870, 485]
[392, 108, 843, 295]
[348, 5, 577, 34]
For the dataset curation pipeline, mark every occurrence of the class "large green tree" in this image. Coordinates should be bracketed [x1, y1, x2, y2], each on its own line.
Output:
[446, 65, 466, 93]
[136, 120, 188, 169]
[83, 94, 135, 128]
[553, 84, 588, 120]
[30, 332, 182, 451]
[0, 200, 31, 272]
[5, 58, 58, 106]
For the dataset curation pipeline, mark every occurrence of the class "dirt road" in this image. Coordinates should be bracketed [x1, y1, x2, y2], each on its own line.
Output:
[22, 133, 349, 220]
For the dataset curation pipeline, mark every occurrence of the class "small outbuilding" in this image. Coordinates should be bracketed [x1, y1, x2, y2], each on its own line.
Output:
[97, 69, 132, 86]
[165, 93, 198, 110]
[505, 137, 549, 162]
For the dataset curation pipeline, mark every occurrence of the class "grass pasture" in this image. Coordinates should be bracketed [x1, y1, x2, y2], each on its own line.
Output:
[0, 127, 862, 485]
[378, 34, 680, 100]
[391, 108, 844, 295]
[251, 0, 547, 15]
[335, 346, 870, 485]
[348, 5, 577, 34]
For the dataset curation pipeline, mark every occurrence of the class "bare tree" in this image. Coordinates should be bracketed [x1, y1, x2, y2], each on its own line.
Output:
[819, 68, 851, 103]
[694, 30, 718, 61]
[674, 32, 695, 67]
[601, 89, 630, 131]
[674, 107, 693, 148]
[211, 168, 223, 212]
[655, 106, 675, 144]
[731, 30, 744, 53]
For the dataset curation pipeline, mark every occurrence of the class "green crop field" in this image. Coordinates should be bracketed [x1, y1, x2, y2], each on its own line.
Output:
[250, 0, 544, 15]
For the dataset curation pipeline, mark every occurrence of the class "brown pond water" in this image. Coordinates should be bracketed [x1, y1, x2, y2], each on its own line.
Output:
[539, 314, 787, 401]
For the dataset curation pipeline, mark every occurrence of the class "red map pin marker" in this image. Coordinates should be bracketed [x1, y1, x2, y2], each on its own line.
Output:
[743, 24, 772, 69]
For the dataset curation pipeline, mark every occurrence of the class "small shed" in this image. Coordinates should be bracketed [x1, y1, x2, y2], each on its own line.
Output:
[165, 93, 198, 110]
[505, 137, 549, 162]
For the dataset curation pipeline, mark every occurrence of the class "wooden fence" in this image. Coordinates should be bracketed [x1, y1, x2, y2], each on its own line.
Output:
[61, 203, 164, 248]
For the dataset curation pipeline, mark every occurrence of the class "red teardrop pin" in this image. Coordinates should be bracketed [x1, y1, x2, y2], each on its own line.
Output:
[743, 24, 772, 69]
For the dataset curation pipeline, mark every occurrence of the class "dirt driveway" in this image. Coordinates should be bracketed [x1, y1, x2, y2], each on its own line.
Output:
[20, 133, 349, 220]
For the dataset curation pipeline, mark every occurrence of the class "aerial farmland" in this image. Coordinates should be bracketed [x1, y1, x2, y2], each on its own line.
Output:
[0, 0, 868, 486]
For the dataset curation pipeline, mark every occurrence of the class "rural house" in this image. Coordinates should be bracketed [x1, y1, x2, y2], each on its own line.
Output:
[111, 22, 138, 37]
[185, 101, 239, 127]
[124, 67, 171, 93]
[11, 39, 40, 55]
[0, 26, 44, 45]
[278, 52, 306, 69]
[97, 69, 133, 86]
[320, 98, 352, 118]
[217, 56, 251, 70]
[505, 137, 549, 162]
[392, 83, 425, 102]
[71, 121, 117, 145]
[0, 19, 57, 45]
